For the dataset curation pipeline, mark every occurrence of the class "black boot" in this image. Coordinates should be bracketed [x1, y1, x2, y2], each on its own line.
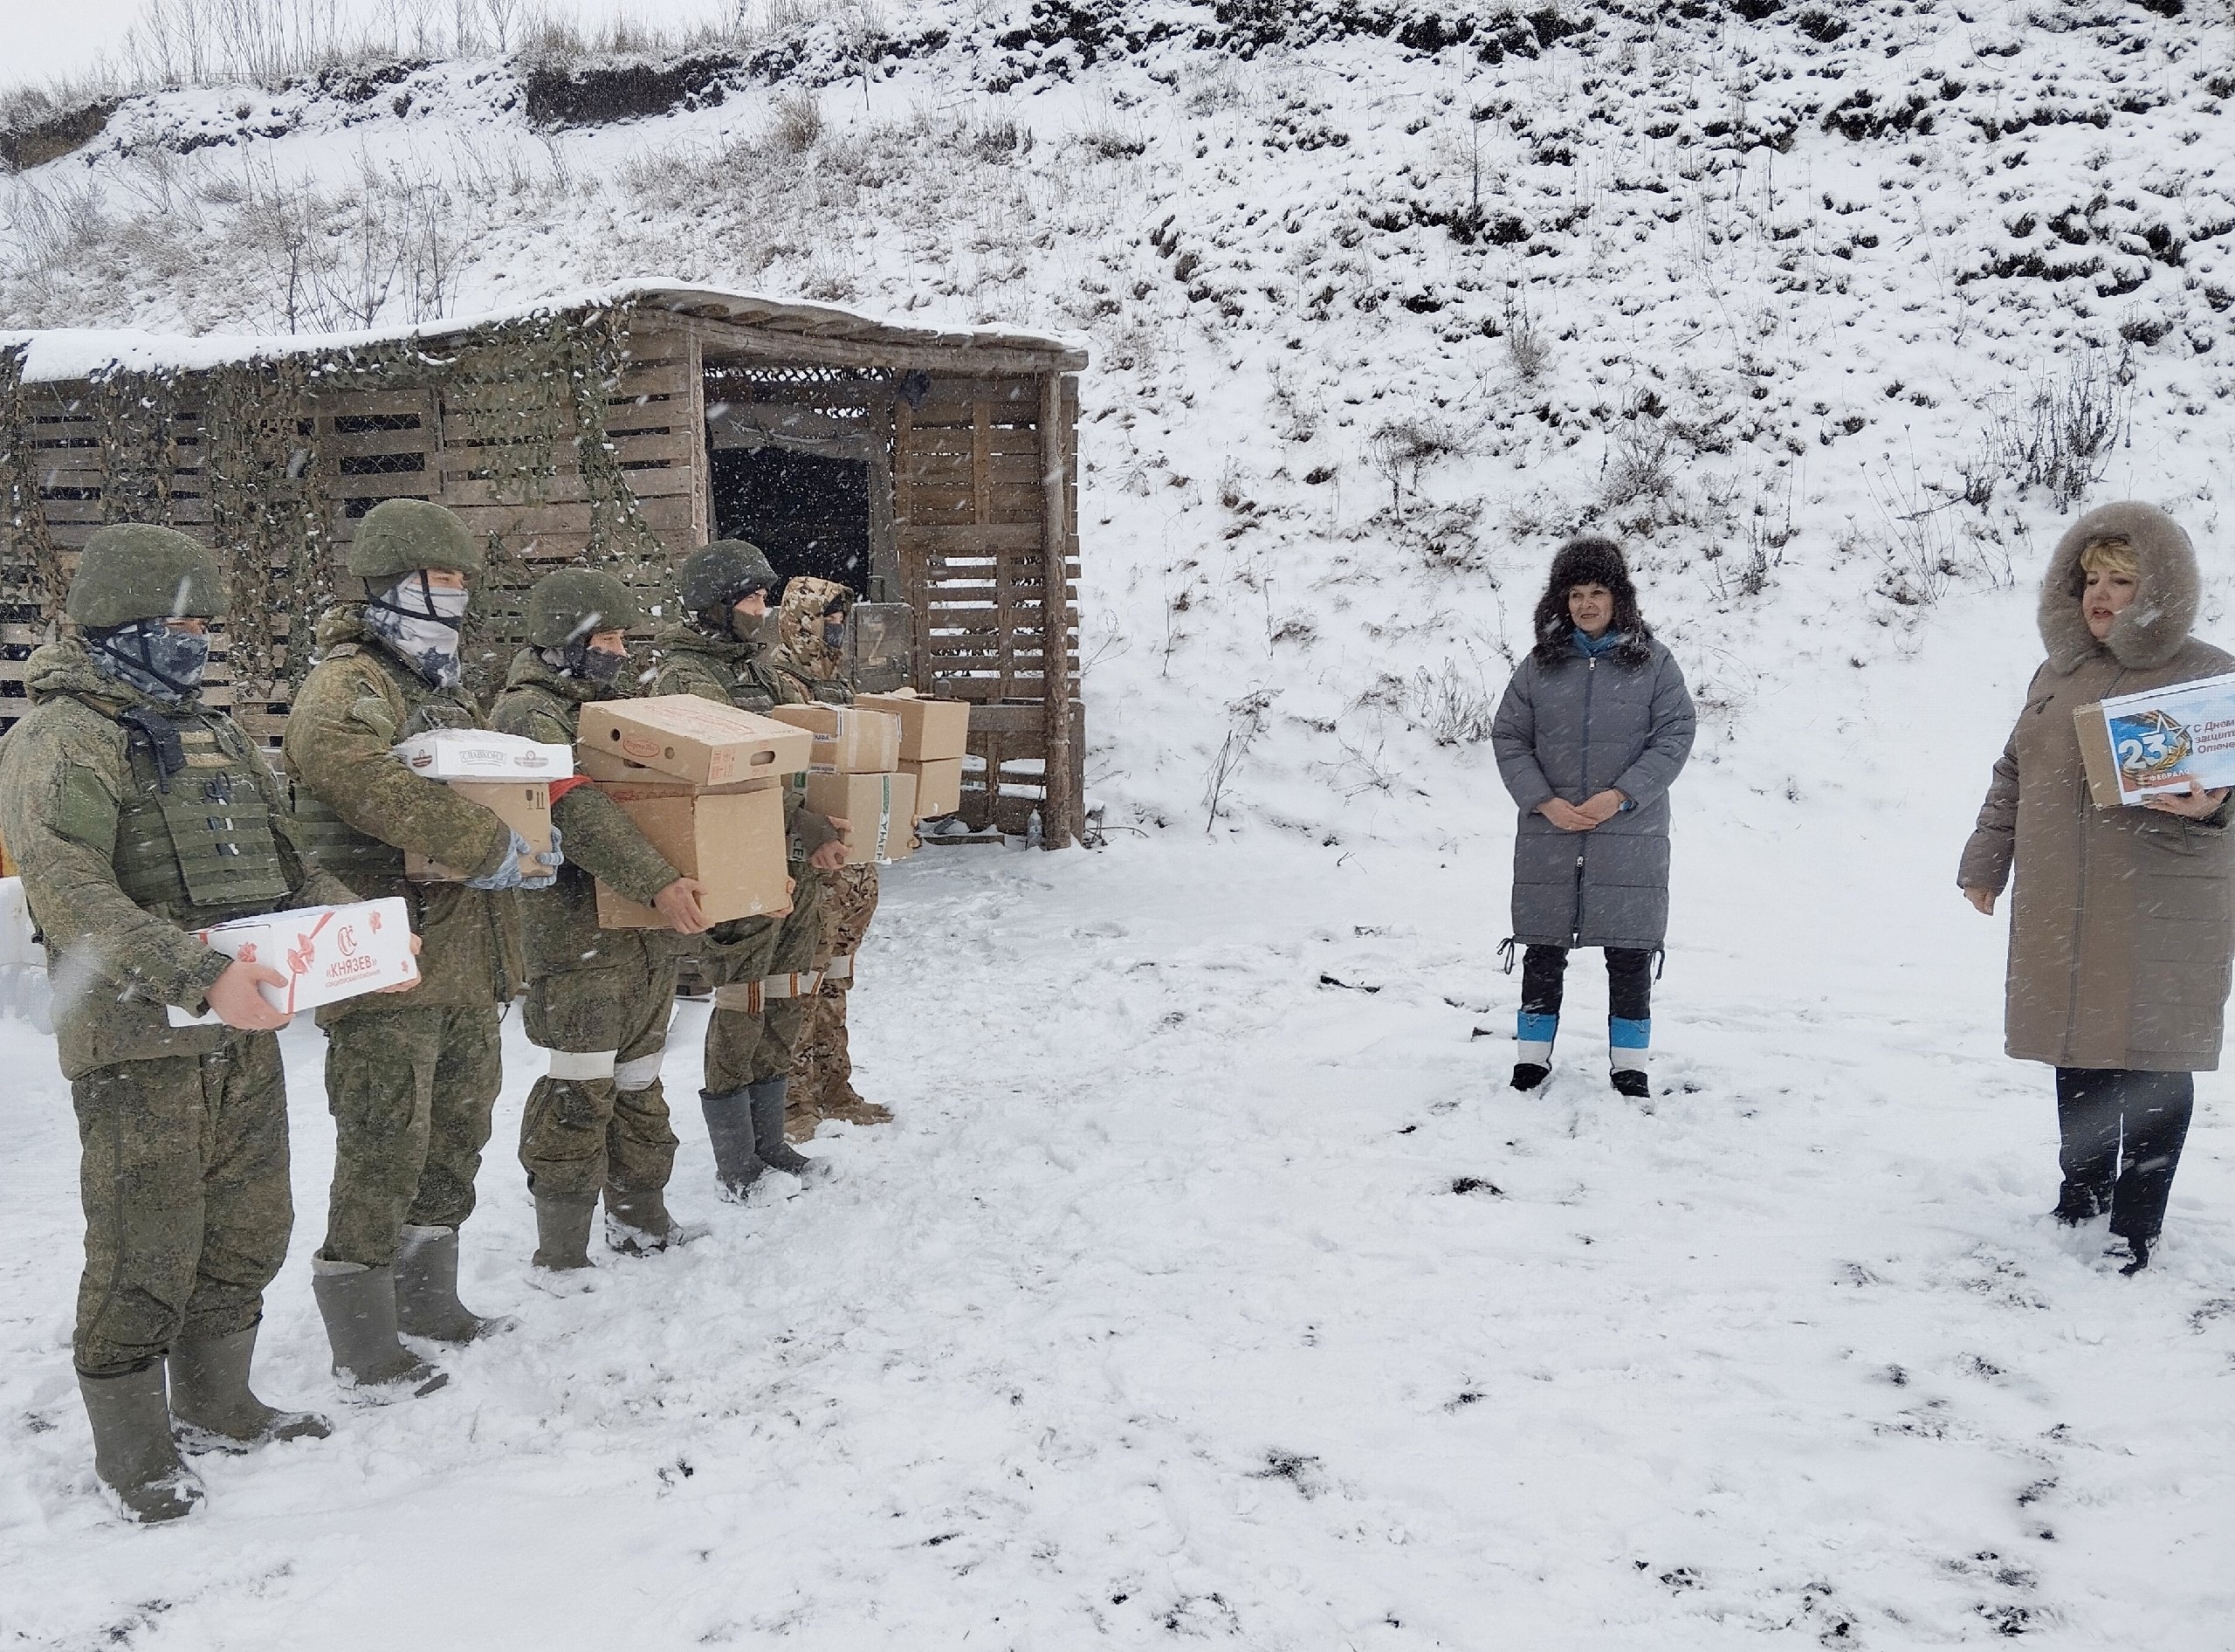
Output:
[699, 1088, 763, 1199]
[310, 1260, 447, 1399]
[2051, 1181, 2110, 1226]
[79, 1364, 204, 1523]
[168, 1325, 332, 1451]
[1611, 1069, 1651, 1099]
[1510, 1063, 1550, 1092]
[2116, 1233, 2155, 1277]
[748, 1077, 823, 1178]
[395, 1224, 516, 1344]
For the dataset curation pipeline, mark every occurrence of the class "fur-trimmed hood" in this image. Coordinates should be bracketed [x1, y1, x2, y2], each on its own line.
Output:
[2039, 501, 2201, 674]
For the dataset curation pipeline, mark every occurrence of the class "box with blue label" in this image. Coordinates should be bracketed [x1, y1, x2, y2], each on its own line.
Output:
[2074, 670, 2235, 808]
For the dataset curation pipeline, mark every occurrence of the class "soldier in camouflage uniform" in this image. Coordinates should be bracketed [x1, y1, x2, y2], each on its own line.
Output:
[285, 499, 556, 1395]
[651, 541, 849, 1189]
[763, 575, 893, 1134]
[492, 569, 714, 1276]
[0, 526, 343, 1522]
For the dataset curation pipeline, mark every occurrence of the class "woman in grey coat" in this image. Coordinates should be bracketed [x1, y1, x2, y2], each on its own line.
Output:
[1492, 537, 1696, 1098]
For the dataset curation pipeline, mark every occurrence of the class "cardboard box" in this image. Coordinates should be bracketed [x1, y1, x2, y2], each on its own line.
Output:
[770, 705, 902, 774]
[392, 727, 572, 781]
[857, 693, 972, 763]
[2075, 669, 2235, 807]
[579, 697, 813, 788]
[805, 771, 918, 865]
[405, 781, 553, 883]
[166, 897, 417, 1026]
[574, 741, 783, 792]
[593, 780, 791, 929]
[903, 757, 963, 818]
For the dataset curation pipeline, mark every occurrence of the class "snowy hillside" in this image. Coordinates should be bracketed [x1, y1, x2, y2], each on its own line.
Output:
[3, 3, 2235, 1645]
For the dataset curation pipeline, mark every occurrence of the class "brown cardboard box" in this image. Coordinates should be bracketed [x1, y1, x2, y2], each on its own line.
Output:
[770, 705, 902, 773]
[592, 780, 790, 928]
[575, 741, 782, 792]
[857, 693, 972, 762]
[405, 781, 553, 882]
[903, 757, 963, 818]
[578, 696, 812, 788]
[805, 771, 918, 865]
[2073, 671, 2235, 808]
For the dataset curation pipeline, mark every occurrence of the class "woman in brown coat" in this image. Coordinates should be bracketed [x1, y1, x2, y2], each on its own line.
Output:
[1960, 500, 2235, 1274]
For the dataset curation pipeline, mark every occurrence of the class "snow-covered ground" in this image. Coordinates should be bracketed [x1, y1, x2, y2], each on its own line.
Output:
[3, 577, 2232, 1647]
[5, 3, 2235, 1643]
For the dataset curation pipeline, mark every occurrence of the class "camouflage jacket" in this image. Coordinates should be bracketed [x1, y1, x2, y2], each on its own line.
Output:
[283, 608, 524, 1011]
[489, 648, 681, 975]
[762, 575, 856, 706]
[650, 623, 790, 715]
[0, 641, 356, 1078]
[650, 623, 839, 862]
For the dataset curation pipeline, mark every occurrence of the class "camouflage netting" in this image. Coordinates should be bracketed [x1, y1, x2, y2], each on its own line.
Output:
[0, 299, 665, 711]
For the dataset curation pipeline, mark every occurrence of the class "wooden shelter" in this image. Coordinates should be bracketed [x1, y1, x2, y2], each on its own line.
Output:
[0, 283, 1087, 843]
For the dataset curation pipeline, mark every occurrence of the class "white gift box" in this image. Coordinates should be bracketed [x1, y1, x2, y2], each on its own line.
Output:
[166, 897, 417, 1026]
[391, 728, 573, 781]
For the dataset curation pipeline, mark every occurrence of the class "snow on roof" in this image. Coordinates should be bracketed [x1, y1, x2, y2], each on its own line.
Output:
[0, 279, 1089, 384]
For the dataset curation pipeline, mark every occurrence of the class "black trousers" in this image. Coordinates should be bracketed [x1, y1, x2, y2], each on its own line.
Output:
[1520, 945, 1654, 1022]
[2054, 1067, 2194, 1242]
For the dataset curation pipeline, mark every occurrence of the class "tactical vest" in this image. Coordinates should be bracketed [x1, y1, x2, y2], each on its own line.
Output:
[291, 643, 484, 885]
[107, 707, 292, 923]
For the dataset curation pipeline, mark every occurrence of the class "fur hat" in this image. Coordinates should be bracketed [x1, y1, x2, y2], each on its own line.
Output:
[1530, 535, 1655, 666]
[2038, 501, 2199, 674]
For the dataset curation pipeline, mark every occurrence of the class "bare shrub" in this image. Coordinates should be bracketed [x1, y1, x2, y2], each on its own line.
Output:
[1368, 417, 1469, 513]
[1203, 690, 1275, 831]
[1503, 296, 1551, 382]
[1408, 660, 1497, 746]
[771, 91, 824, 154]
[1600, 416, 1676, 512]
[1989, 350, 2130, 508]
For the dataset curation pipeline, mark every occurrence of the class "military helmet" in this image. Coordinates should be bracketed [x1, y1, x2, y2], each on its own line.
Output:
[65, 524, 228, 630]
[677, 540, 778, 614]
[525, 568, 640, 648]
[347, 499, 483, 581]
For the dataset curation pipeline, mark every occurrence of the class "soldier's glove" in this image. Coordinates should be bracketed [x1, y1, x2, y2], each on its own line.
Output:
[533, 825, 565, 883]
[466, 827, 559, 891]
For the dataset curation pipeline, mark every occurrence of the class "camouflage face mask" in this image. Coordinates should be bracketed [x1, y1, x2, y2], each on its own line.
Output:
[90, 618, 211, 703]
[366, 574, 469, 689]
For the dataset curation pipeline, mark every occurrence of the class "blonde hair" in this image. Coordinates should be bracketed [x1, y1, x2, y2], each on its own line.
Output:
[2080, 535, 2142, 579]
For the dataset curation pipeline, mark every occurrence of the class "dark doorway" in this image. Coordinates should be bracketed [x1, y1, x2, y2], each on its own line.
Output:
[710, 446, 871, 595]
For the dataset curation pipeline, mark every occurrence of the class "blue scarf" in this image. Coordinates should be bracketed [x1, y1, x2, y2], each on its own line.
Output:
[1573, 628, 1626, 657]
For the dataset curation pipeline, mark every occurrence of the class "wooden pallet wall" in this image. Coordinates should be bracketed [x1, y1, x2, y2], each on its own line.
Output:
[895, 373, 1083, 836]
[0, 327, 710, 741]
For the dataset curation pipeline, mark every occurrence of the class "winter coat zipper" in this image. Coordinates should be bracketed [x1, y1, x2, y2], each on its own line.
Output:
[1568, 656, 1597, 944]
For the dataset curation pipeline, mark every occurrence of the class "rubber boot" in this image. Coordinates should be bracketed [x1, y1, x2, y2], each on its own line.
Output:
[168, 1325, 332, 1452]
[749, 1077, 823, 1179]
[310, 1259, 448, 1399]
[604, 1184, 711, 1256]
[79, 1365, 204, 1523]
[532, 1190, 598, 1272]
[395, 1224, 516, 1344]
[700, 1088, 762, 1200]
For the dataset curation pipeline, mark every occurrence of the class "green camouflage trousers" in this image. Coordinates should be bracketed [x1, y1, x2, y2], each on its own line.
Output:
[792, 862, 880, 1112]
[700, 873, 823, 1097]
[71, 1036, 292, 1378]
[321, 1002, 502, 1268]
[519, 929, 683, 1201]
